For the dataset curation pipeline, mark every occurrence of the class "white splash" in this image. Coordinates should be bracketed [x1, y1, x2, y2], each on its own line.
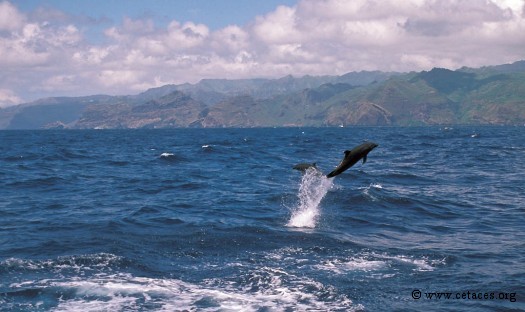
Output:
[287, 168, 333, 228]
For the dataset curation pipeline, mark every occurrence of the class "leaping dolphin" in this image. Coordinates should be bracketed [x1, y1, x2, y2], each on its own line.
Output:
[293, 162, 318, 172]
[326, 142, 378, 178]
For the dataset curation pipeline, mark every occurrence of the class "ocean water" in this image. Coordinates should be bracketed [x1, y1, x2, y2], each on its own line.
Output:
[0, 126, 524, 311]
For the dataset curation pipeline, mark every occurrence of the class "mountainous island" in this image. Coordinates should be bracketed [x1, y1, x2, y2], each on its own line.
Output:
[1, 60, 524, 129]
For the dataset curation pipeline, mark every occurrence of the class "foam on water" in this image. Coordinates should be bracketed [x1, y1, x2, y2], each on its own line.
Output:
[5, 271, 360, 312]
[314, 252, 444, 276]
[359, 182, 384, 201]
[287, 168, 333, 228]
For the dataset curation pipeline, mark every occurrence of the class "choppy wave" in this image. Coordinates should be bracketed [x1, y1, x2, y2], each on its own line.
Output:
[314, 252, 446, 275]
[6, 274, 359, 312]
[0, 248, 446, 311]
[1, 253, 362, 312]
[1, 127, 524, 312]
[158, 152, 186, 162]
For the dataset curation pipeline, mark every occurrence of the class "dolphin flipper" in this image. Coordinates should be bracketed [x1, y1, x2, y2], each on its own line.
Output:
[363, 155, 367, 164]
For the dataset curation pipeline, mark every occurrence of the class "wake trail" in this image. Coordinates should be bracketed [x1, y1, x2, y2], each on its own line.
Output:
[287, 168, 333, 228]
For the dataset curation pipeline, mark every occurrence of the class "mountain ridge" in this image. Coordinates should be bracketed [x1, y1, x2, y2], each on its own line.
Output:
[1, 61, 524, 129]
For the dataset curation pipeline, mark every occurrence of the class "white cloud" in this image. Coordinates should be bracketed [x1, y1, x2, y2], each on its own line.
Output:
[166, 21, 210, 50]
[73, 46, 112, 65]
[0, 1, 25, 31]
[0, 0, 524, 104]
[0, 88, 22, 107]
[98, 69, 142, 87]
[210, 25, 250, 55]
[253, 5, 300, 44]
[38, 74, 78, 92]
[0, 25, 49, 67]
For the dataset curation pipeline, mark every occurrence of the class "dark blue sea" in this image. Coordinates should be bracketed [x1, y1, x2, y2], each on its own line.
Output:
[1, 126, 524, 311]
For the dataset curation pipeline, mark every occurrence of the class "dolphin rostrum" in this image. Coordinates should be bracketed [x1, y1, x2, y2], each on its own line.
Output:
[326, 141, 378, 178]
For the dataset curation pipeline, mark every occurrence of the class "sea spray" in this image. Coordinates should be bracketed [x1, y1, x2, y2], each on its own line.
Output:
[287, 168, 333, 228]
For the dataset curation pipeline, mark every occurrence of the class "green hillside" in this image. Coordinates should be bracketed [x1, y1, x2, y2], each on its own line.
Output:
[1, 61, 524, 129]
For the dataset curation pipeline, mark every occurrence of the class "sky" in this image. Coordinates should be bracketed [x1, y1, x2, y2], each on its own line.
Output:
[1, 0, 524, 107]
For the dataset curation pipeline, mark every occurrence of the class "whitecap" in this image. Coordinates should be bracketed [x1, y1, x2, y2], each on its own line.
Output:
[359, 183, 382, 201]
[315, 258, 386, 274]
[343, 258, 386, 271]
[374, 253, 442, 272]
[314, 252, 444, 276]
[370, 183, 383, 189]
[12, 271, 362, 312]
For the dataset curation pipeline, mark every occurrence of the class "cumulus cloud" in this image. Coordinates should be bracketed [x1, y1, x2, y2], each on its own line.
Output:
[0, 0, 524, 105]
[0, 88, 22, 107]
[0, 1, 25, 31]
